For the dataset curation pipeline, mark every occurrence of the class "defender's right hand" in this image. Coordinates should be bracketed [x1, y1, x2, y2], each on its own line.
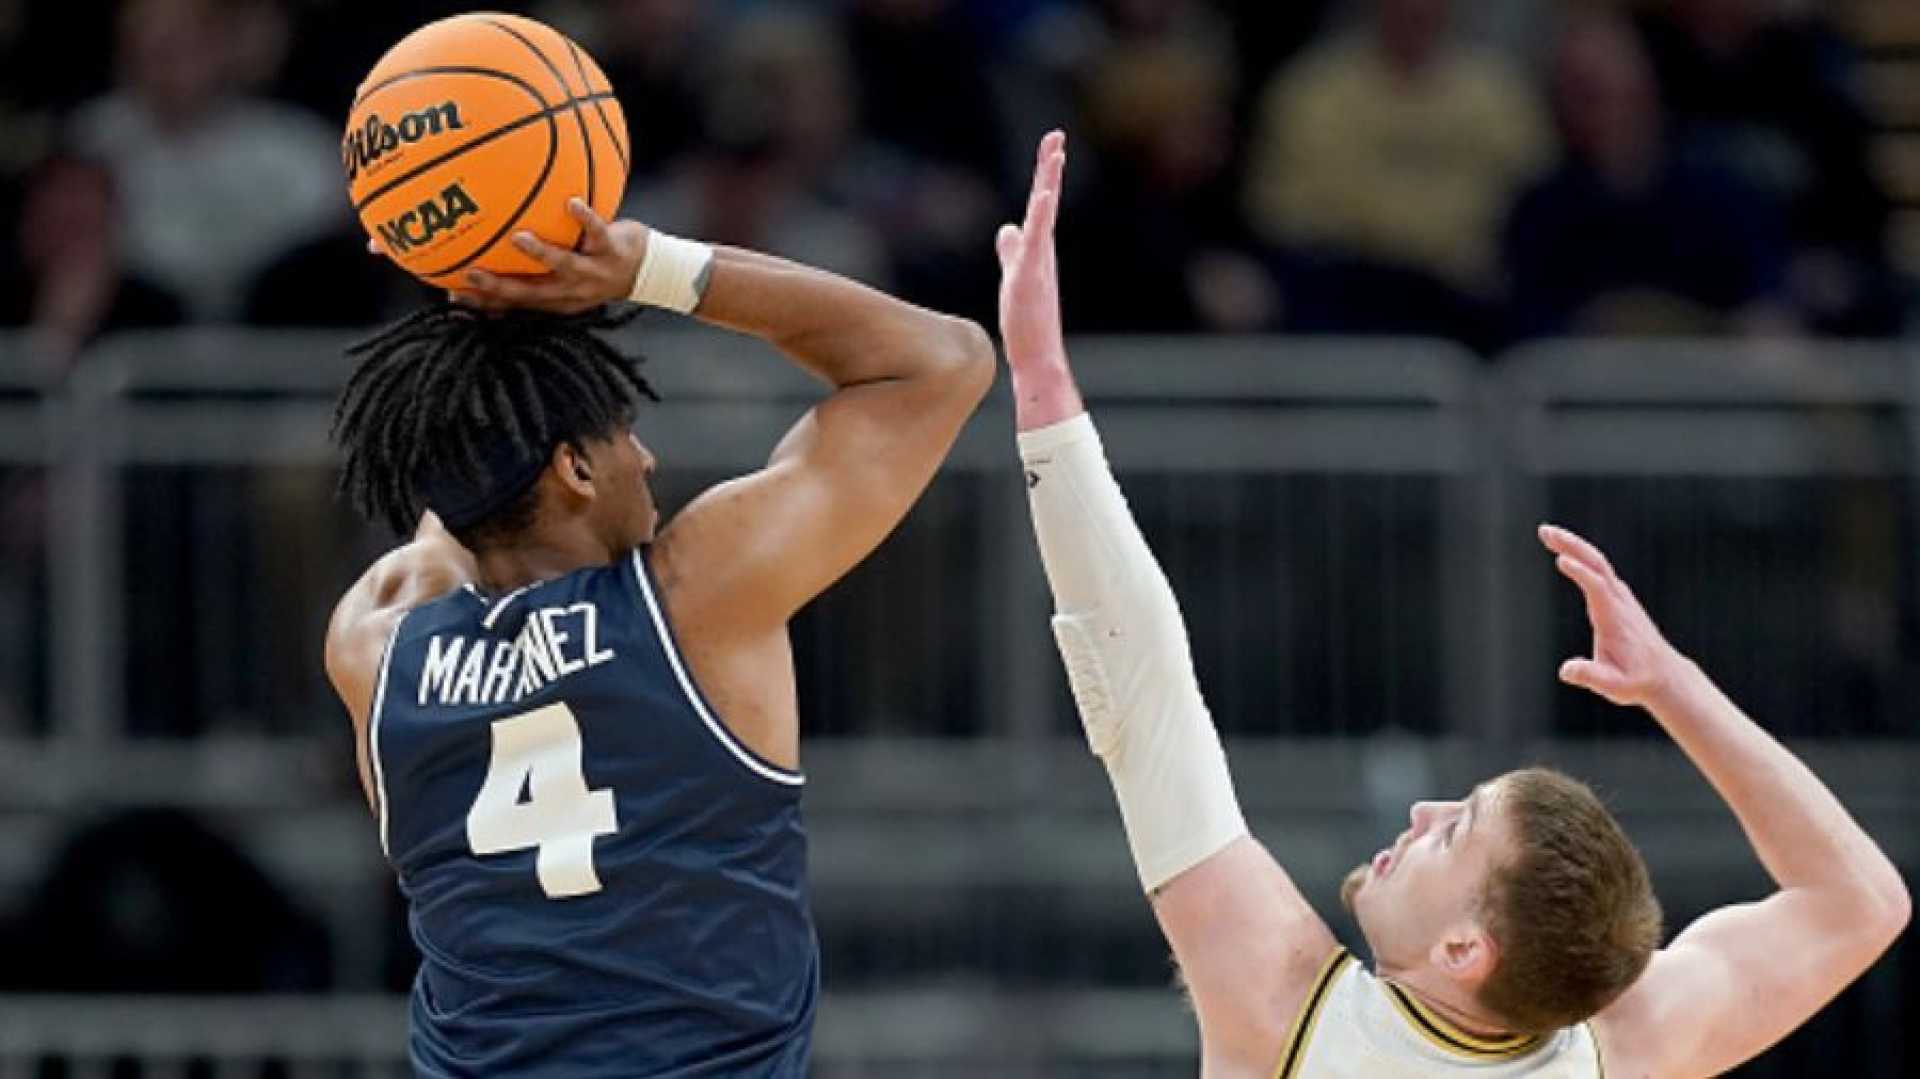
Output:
[1540, 524, 1688, 708]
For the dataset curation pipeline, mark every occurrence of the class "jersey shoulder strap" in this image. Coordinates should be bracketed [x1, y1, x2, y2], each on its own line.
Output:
[1273, 947, 1355, 1079]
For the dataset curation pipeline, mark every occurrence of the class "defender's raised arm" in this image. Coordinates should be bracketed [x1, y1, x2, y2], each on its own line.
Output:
[1001, 132, 1339, 1077]
[1543, 525, 1911, 1077]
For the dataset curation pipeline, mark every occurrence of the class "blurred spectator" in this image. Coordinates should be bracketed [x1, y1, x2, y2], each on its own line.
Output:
[1503, 13, 1792, 340]
[845, 0, 1004, 185]
[0, 0, 119, 172]
[0, 0, 54, 181]
[835, 0, 1008, 320]
[0, 153, 184, 363]
[1243, 0, 1550, 344]
[271, 1, 473, 120]
[1219, 0, 1341, 119]
[626, 6, 890, 288]
[1635, 0, 1902, 336]
[244, 223, 434, 328]
[0, 463, 45, 735]
[1060, 42, 1275, 332]
[561, 0, 710, 183]
[994, 0, 1232, 182]
[3, 809, 330, 991]
[69, 0, 345, 322]
[1094, 0, 1233, 47]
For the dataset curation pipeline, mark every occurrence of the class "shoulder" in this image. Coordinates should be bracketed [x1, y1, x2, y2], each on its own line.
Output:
[326, 537, 475, 720]
[1268, 947, 1358, 1077]
[1587, 948, 1715, 1079]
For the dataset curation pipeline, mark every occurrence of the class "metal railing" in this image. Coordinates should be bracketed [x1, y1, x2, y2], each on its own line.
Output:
[1, 331, 1916, 1075]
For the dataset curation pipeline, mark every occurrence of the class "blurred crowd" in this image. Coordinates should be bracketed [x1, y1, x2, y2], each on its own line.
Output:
[0, 1, 1916, 1022]
[0, 0, 1910, 364]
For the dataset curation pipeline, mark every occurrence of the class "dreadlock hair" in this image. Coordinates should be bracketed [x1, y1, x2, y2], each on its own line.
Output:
[331, 302, 659, 548]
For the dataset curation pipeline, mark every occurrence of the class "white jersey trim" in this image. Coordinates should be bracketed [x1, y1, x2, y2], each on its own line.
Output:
[369, 614, 407, 858]
[630, 549, 805, 787]
[480, 583, 534, 629]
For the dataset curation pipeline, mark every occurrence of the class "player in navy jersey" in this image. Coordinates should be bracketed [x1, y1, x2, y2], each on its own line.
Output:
[323, 201, 994, 1076]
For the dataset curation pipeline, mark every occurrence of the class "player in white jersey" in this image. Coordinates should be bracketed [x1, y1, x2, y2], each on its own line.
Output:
[996, 131, 1910, 1078]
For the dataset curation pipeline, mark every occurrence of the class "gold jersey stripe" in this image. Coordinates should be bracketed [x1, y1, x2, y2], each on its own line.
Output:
[1382, 980, 1545, 1060]
[1273, 948, 1354, 1079]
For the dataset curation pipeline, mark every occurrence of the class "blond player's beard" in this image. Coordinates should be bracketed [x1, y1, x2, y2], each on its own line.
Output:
[1339, 862, 1369, 913]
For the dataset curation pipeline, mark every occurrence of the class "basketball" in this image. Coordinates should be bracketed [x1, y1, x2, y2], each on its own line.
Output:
[343, 13, 629, 289]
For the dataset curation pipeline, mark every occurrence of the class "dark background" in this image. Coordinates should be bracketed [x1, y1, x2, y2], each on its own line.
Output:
[0, 0, 1913, 1075]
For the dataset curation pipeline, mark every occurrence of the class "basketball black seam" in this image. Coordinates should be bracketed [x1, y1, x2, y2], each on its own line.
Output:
[567, 39, 629, 174]
[351, 92, 614, 214]
[353, 64, 551, 113]
[482, 18, 598, 223]
[416, 114, 561, 281]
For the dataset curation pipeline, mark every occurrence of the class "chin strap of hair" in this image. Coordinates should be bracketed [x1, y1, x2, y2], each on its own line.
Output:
[1020, 413, 1248, 893]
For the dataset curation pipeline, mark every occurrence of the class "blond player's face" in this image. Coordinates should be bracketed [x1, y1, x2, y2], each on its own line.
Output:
[1343, 777, 1513, 973]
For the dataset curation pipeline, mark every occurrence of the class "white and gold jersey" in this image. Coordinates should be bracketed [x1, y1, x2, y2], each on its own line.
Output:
[1275, 950, 1604, 1078]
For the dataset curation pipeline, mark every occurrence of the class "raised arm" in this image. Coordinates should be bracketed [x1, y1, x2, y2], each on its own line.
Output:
[1541, 525, 1911, 1077]
[463, 202, 995, 631]
[1002, 132, 1338, 1077]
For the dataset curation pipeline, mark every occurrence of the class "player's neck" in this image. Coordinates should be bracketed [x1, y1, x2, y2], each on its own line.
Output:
[472, 529, 613, 595]
[1385, 972, 1519, 1041]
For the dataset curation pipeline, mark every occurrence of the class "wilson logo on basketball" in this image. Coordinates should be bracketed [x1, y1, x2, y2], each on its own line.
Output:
[343, 101, 467, 182]
[377, 182, 481, 254]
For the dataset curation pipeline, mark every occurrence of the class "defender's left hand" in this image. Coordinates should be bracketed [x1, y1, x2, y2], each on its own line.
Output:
[1540, 524, 1688, 709]
[996, 130, 1069, 376]
[453, 199, 649, 315]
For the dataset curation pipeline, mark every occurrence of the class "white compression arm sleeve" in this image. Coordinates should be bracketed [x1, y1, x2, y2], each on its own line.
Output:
[1019, 413, 1248, 893]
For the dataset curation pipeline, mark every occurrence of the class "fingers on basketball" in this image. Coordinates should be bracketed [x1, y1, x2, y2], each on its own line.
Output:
[511, 230, 588, 276]
[568, 198, 613, 252]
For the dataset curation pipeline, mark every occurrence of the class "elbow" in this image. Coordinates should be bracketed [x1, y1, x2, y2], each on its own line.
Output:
[935, 316, 997, 404]
[1873, 866, 1911, 942]
[1851, 853, 1911, 949]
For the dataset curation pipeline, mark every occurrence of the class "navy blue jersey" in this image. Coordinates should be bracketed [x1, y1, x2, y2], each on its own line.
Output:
[368, 547, 816, 1077]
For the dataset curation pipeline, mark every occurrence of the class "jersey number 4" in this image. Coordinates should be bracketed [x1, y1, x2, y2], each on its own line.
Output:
[466, 703, 618, 899]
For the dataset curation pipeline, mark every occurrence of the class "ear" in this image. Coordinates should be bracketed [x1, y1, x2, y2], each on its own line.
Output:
[551, 441, 594, 500]
[1429, 923, 1498, 988]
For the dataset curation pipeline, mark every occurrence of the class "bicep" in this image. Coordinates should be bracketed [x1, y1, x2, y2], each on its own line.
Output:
[1151, 837, 1341, 1066]
[1597, 892, 1897, 1077]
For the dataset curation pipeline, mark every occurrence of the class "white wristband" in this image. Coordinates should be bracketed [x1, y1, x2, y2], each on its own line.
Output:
[628, 231, 715, 314]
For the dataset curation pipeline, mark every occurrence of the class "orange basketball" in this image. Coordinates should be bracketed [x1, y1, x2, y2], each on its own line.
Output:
[343, 13, 629, 289]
